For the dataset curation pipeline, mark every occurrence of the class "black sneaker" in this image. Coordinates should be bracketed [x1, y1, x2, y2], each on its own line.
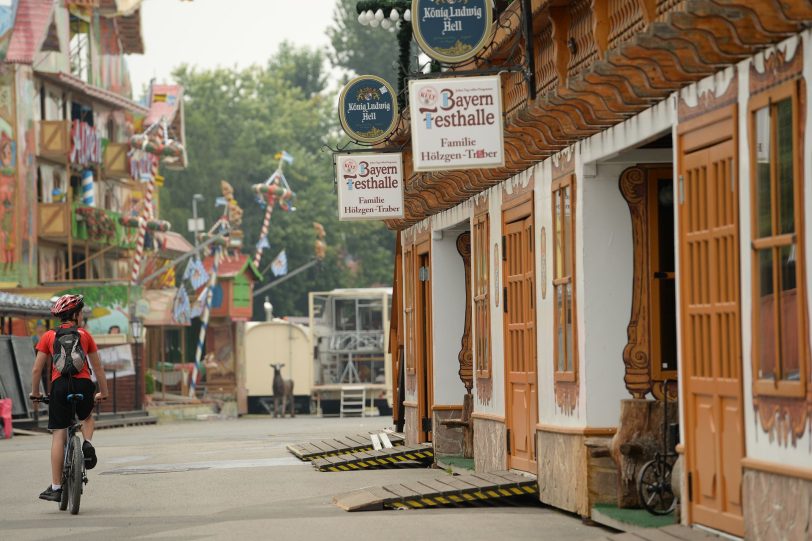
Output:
[82, 440, 97, 470]
[39, 486, 62, 502]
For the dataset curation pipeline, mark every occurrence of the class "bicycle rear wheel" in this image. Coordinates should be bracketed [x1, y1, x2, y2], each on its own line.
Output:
[58, 436, 71, 511]
[637, 458, 676, 515]
[68, 435, 83, 515]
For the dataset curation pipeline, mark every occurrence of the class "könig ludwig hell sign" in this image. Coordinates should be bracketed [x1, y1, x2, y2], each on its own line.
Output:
[337, 153, 404, 221]
[409, 75, 504, 172]
[412, 0, 493, 64]
[338, 75, 398, 144]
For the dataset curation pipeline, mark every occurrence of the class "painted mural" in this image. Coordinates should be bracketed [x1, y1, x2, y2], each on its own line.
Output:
[0, 62, 16, 284]
[0, 0, 16, 61]
[15, 65, 36, 286]
[55, 284, 131, 336]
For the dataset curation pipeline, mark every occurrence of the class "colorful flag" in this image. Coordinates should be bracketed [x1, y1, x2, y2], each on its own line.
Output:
[172, 287, 191, 325]
[215, 196, 228, 207]
[274, 151, 294, 164]
[271, 250, 288, 277]
[184, 257, 209, 290]
[256, 236, 270, 251]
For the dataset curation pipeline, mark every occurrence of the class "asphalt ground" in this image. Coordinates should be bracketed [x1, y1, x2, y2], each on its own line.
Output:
[0, 415, 610, 540]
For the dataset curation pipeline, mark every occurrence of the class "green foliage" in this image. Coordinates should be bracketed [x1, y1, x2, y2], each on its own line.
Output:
[160, 42, 394, 317]
[145, 371, 155, 395]
[327, 0, 400, 84]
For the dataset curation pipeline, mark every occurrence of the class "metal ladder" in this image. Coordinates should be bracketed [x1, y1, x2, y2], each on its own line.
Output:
[340, 386, 366, 418]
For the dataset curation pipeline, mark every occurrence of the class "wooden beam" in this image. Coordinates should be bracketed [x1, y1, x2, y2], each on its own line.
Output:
[636, 0, 656, 24]
[549, 7, 571, 88]
[592, 0, 610, 59]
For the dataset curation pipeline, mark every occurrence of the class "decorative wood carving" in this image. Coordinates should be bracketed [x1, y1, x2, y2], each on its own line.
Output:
[555, 381, 579, 416]
[677, 70, 739, 122]
[476, 377, 493, 406]
[619, 166, 652, 399]
[457, 232, 473, 393]
[406, 373, 416, 395]
[750, 43, 804, 94]
[387, 0, 809, 228]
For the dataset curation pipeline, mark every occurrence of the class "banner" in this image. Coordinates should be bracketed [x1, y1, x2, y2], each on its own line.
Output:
[409, 76, 504, 172]
[270, 250, 288, 277]
[95, 345, 135, 379]
[336, 153, 404, 221]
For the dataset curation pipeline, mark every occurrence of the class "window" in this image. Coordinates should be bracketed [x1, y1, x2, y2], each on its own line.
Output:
[750, 78, 807, 396]
[473, 213, 492, 376]
[69, 13, 91, 83]
[552, 174, 577, 381]
[404, 244, 416, 373]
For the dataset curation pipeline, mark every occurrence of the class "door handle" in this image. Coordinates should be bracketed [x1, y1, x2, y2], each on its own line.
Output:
[653, 272, 669, 279]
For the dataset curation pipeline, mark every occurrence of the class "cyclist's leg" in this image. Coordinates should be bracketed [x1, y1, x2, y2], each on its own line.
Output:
[50, 429, 67, 485]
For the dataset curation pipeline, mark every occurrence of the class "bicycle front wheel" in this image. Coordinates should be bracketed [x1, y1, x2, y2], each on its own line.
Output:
[637, 458, 676, 515]
[68, 435, 83, 515]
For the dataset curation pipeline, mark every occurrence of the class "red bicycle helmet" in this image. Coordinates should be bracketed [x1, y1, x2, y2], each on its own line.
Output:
[51, 294, 84, 318]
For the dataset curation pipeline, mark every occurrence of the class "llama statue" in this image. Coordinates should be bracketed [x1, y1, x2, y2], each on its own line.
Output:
[270, 363, 295, 418]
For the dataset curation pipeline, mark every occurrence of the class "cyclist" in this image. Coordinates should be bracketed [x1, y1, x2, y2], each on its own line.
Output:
[29, 294, 108, 502]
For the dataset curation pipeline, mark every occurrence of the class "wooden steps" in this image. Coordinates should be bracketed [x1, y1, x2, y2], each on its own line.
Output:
[333, 471, 538, 511]
[287, 432, 405, 461]
[311, 443, 434, 471]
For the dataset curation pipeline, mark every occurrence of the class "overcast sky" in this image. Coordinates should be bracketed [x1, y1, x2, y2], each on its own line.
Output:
[127, 0, 338, 99]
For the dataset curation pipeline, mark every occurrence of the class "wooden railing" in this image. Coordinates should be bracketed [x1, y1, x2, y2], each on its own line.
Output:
[38, 120, 70, 161]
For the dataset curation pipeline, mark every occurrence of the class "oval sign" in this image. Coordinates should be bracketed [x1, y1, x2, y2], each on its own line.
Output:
[412, 0, 493, 64]
[338, 75, 399, 144]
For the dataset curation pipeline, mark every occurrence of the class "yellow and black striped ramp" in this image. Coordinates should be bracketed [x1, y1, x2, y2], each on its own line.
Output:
[333, 471, 538, 511]
[312, 444, 434, 472]
[287, 433, 405, 461]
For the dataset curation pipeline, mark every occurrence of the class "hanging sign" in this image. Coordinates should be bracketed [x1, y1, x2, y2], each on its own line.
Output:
[412, 0, 492, 64]
[409, 76, 504, 172]
[338, 75, 398, 144]
[336, 153, 404, 221]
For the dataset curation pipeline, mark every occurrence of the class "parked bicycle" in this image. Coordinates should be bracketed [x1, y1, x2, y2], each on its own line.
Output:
[32, 394, 88, 515]
[637, 380, 679, 515]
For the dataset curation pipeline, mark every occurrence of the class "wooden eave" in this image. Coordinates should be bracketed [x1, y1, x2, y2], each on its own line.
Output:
[386, 0, 812, 230]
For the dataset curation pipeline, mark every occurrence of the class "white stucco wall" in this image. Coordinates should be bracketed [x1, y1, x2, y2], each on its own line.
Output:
[579, 162, 636, 428]
[430, 228, 468, 406]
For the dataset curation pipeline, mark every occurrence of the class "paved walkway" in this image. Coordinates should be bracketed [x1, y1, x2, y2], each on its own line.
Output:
[595, 524, 726, 540]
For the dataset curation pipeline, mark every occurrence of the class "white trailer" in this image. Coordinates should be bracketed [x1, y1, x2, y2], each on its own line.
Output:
[308, 287, 393, 416]
[244, 320, 313, 414]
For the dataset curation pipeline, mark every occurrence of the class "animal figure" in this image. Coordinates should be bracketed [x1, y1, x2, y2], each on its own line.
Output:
[270, 363, 295, 418]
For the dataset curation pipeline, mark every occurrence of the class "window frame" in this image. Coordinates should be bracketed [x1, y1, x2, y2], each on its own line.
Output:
[473, 212, 492, 378]
[552, 173, 578, 383]
[403, 243, 416, 374]
[748, 77, 808, 398]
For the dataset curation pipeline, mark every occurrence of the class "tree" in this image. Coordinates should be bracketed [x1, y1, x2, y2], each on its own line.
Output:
[327, 0, 400, 84]
[159, 44, 394, 317]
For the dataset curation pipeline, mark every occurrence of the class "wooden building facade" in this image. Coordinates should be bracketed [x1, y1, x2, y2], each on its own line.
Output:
[388, 2, 812, 538]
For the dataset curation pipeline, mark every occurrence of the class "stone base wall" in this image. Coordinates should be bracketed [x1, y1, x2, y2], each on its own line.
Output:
[404, 405, 419, 445]
[743, 467, 812, 541]
[538, 430, 589, 516]
[473, 417, 507, 472]
[433, 409, 465, 456]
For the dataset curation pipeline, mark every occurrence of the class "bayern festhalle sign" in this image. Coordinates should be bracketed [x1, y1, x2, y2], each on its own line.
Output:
[337, 153, 404, 221]
[338, 75, 398, 144]
[409, 75, 504, 172]
[413, 0, 493, 64]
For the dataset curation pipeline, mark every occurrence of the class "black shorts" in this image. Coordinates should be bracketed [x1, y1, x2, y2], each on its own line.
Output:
[48, 377, 96, 430]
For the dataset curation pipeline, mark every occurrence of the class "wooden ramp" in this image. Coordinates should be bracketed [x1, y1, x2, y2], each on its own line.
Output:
[333, 471, 538, 511]
[287, 432, 405, 461]
[312, 444, 434, 471]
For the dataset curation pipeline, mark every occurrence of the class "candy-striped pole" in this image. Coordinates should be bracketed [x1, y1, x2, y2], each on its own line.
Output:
[129, 158, 158, 285]
[253, 195, 276, 268]
[189, 238, 222, 398]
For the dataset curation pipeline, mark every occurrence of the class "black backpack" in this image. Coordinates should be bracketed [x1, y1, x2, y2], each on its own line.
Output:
[53, 327, 88, 377]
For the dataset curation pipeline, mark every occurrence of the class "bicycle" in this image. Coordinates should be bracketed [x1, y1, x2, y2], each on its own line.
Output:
[636, 380, 679, 515]
[32, 394, 88, 515]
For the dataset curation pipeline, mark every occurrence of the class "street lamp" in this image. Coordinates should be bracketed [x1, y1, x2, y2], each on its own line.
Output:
[263, 297, 273, 322]
[130, 313, 144, 409]
[190, 193, 204, 246]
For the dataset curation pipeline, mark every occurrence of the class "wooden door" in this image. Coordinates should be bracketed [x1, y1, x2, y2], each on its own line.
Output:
[503, 208, 537, 472]
[415, 247, 433, 443]
[678, 111, 744, 537]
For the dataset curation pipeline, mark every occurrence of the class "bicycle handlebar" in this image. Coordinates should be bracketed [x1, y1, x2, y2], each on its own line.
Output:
[30, 394, 50, 404]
